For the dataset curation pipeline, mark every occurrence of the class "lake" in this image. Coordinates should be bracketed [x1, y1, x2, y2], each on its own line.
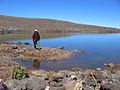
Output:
[11, 33, 120, 70]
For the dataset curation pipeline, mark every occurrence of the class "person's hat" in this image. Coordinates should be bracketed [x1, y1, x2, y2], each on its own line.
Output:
[35, 29, 38, 31]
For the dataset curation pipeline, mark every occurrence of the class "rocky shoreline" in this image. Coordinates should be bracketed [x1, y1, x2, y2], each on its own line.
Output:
[0, 42, 80, 61]
[0, 60, 120, 90]
[0, 43, 120, 90]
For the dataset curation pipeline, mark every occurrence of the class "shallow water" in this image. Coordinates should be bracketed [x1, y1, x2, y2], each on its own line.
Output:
[12, 33, 120, 70]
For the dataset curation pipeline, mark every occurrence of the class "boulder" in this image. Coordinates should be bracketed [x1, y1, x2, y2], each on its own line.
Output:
[5, 77, 48, 90]
[31, 70, 47, 80]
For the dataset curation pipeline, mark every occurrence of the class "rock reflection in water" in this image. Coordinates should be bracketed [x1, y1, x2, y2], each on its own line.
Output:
[33, 58, 41, 69]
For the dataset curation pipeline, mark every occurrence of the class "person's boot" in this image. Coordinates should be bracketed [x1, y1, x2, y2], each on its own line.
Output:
[34, 44, 36, 49]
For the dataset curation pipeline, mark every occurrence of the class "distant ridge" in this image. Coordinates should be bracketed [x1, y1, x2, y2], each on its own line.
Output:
[0, 15, 120, 34]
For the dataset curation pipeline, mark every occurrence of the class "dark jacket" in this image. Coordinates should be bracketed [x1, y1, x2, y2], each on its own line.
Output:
[32, 31, 40, 41]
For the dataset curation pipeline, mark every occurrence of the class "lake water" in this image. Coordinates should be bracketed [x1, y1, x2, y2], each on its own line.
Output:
[12, 33, 120, 70]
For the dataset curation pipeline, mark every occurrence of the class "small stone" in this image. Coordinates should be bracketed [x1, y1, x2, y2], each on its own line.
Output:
[70, 75, 77, 81]
[84, 85, 94, 90]
[12, 46, 18, 49]
[31, 70, 47, 80]
[102, 83, 113, 90]
[45, 86, 50, 90]
[104, 63, 114, 68]
[96, 68, 101, 71]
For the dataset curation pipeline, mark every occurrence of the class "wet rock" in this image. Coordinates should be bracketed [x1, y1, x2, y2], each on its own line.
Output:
[24, 42, 30, 45]
[57, 46, 64, 50]
[71, 49, 81, 53]
[16, 42, 22, 45]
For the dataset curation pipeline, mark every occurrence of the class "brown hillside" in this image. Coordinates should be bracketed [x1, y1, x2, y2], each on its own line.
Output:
[0, 15, 120, 34]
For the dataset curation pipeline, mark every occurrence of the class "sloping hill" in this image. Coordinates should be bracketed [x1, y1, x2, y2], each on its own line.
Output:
[0, 15, 120, 34]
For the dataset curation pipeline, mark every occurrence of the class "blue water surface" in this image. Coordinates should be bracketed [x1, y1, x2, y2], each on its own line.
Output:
[12, 33, 120, 70]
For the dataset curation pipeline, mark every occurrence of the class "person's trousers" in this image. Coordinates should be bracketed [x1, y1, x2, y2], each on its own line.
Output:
[33, 40, 37, 48]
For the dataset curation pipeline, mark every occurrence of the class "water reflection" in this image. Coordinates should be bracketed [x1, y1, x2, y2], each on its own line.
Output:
[33, 58, 41, 69]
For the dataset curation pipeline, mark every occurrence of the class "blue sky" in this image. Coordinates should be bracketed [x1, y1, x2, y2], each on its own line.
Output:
[0, 0, 120, 28]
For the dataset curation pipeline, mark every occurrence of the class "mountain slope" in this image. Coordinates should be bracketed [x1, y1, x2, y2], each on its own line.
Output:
[0, 15, 120, 34]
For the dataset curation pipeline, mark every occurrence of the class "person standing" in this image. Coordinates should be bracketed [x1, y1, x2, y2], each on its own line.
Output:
[32, 29, 40, 48]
